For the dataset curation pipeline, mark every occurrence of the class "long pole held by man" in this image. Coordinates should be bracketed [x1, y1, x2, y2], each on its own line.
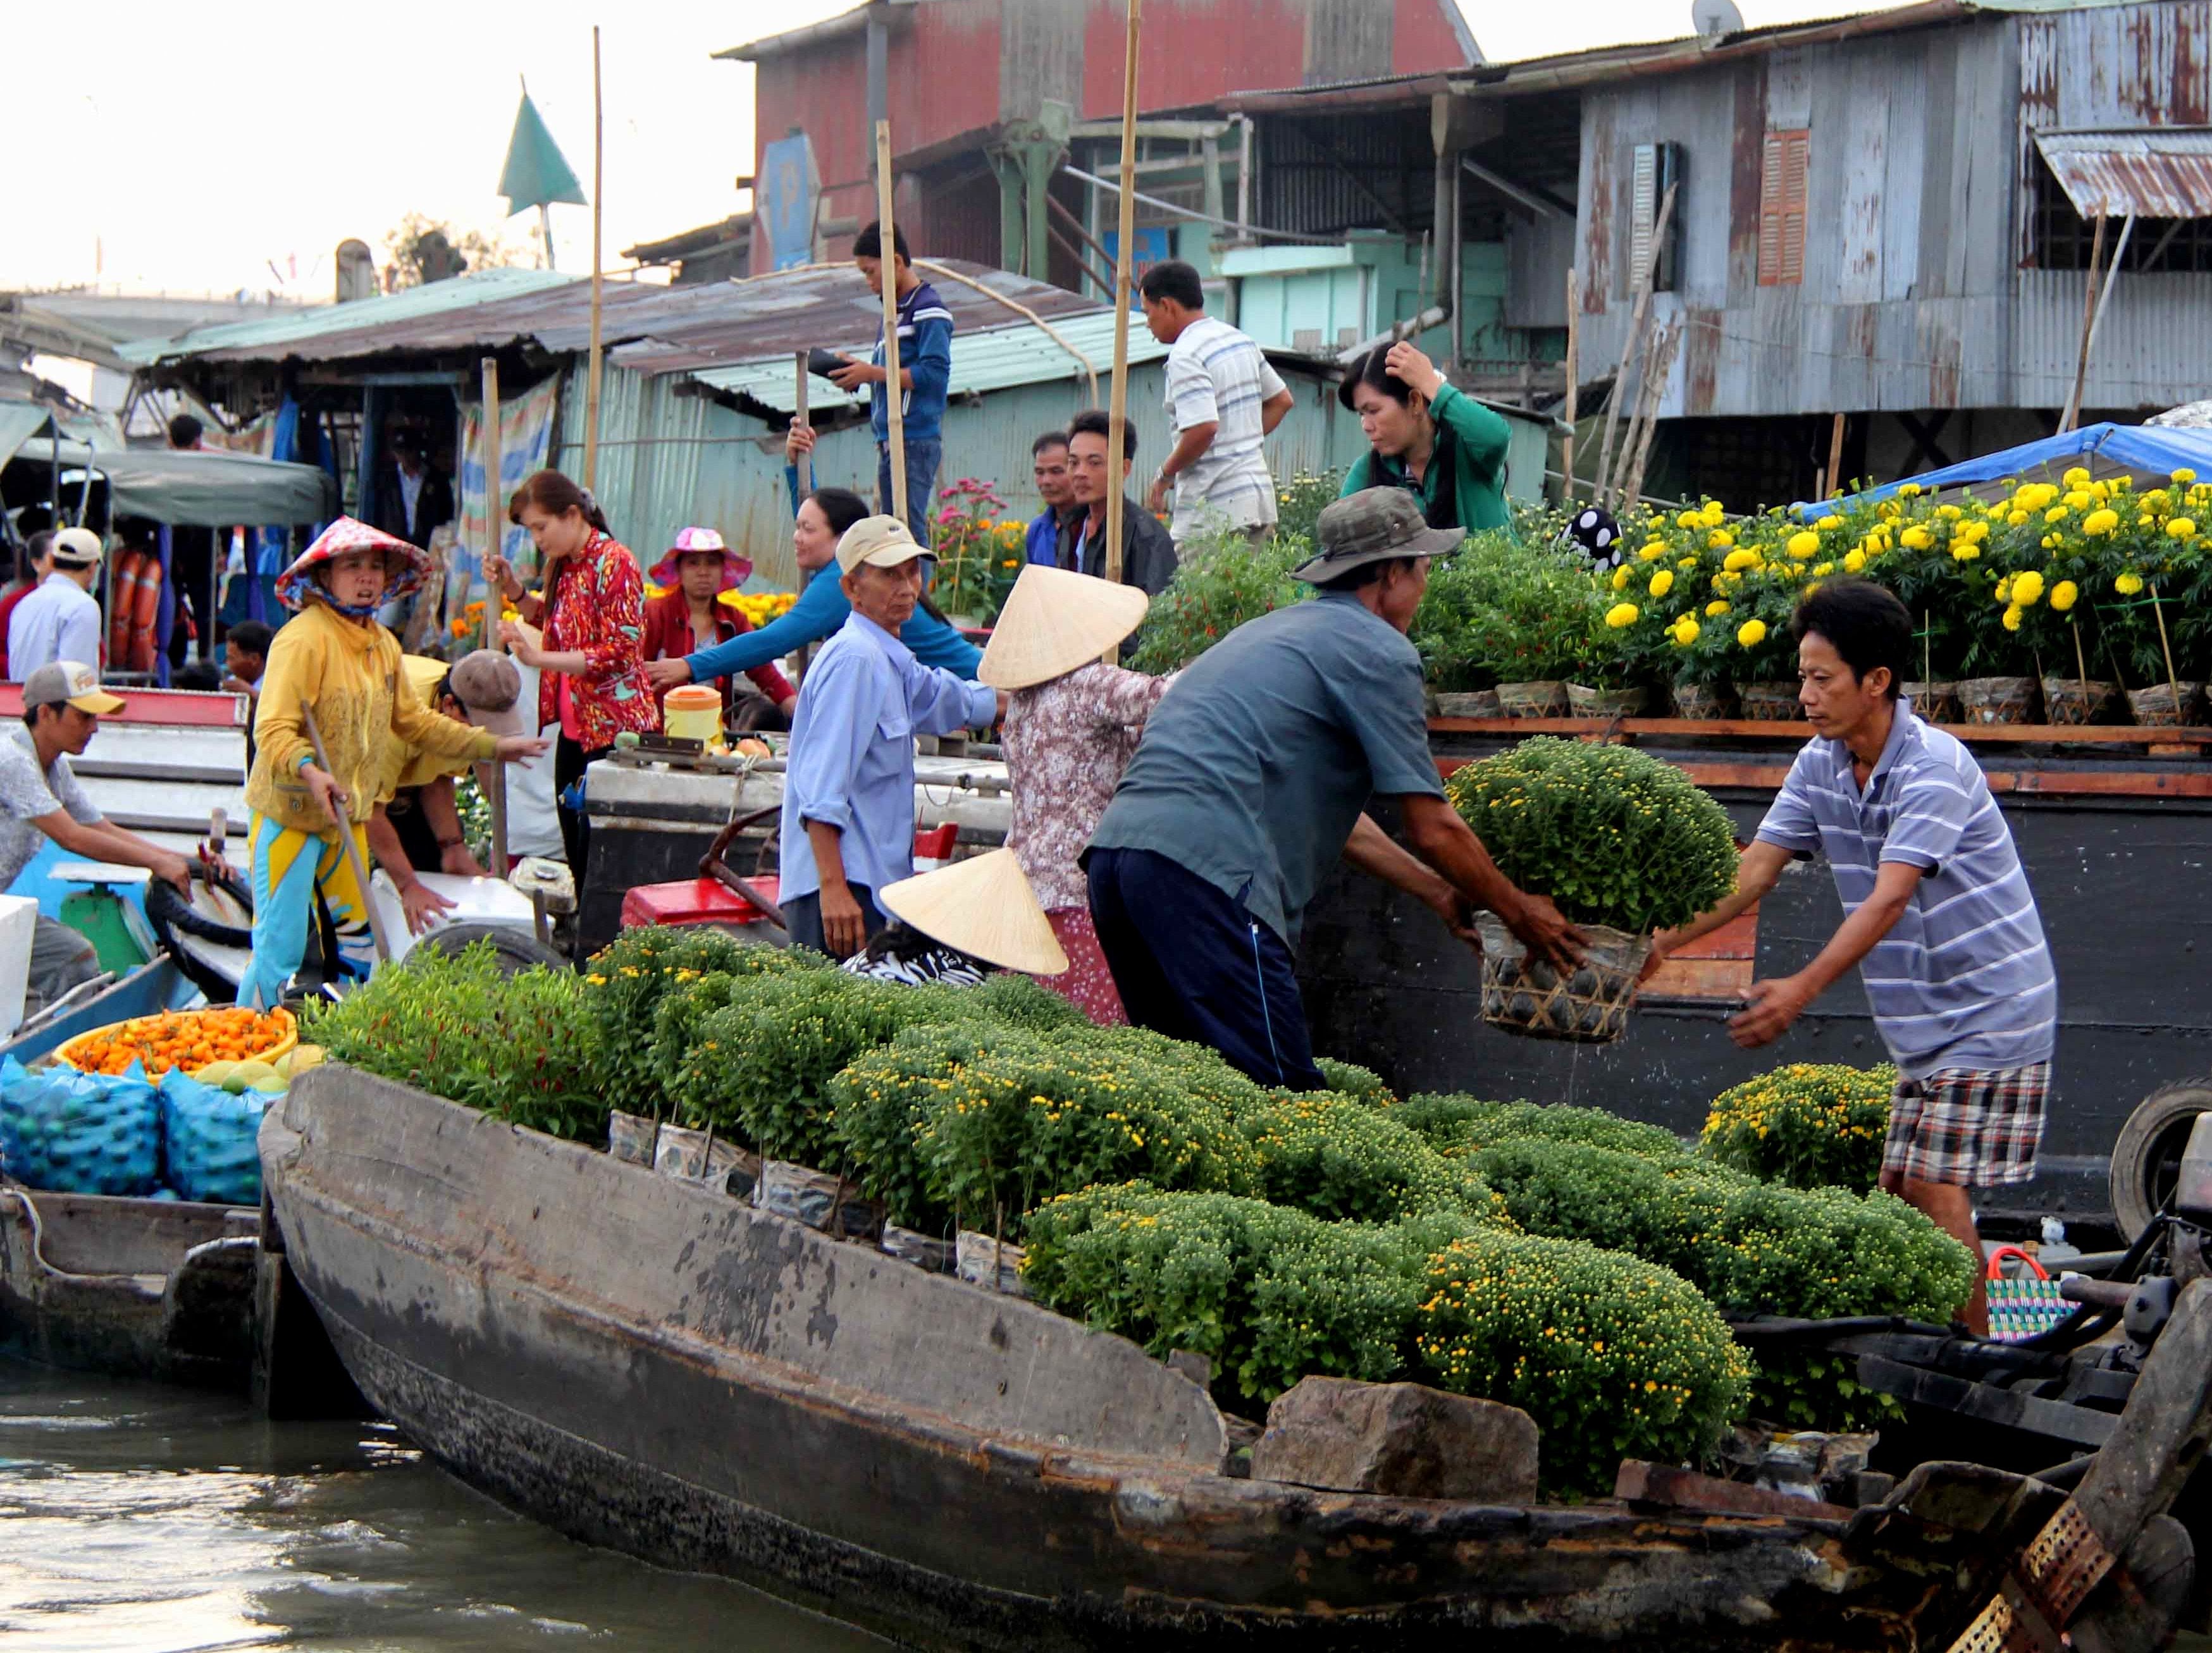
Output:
[1103, 0, 1140, 600]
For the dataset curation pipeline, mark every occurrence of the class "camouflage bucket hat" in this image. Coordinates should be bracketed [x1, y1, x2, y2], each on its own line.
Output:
[1290, 487, 1466, 584]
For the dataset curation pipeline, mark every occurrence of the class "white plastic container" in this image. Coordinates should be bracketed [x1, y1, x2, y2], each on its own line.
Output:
[368, 871, 542, 962]
[0, 893, 35, 1036]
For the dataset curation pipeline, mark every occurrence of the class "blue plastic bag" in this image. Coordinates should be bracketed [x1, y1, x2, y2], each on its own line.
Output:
[0, 1055, 162, 1196]
[159, 1069, 276, 1207]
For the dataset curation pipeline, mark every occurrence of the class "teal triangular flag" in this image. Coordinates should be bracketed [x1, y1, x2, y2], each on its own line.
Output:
[499, 90, 586, 213]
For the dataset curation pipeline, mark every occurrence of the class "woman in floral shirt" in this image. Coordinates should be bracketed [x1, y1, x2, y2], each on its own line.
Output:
[488, 469, 657, 875]
[979, 565, 1170, 1023]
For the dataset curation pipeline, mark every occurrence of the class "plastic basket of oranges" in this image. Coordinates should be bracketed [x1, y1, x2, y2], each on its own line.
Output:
[55, 1007, 297, 1080]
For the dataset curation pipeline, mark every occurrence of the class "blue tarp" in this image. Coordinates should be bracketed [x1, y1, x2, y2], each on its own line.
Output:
[1796, 422, 2212, 516]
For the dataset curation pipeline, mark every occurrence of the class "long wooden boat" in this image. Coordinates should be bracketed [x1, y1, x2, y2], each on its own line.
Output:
[259, 1064, 2212, 1650]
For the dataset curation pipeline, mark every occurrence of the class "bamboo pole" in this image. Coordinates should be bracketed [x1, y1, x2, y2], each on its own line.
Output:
[1621, 317, 1681, 515]
[1561, 266, 1579, 500]
[1826, 411, 1846, 499]
[1104, 0, 1140, 606]
[2153, 583, 2184, 715]
[2060, 210, 2108, 437]
[793, 351, 812, 496]
[875, 120, 907, 531]
[914, 257, 1098, 401]
[1593, 180, 1676, 507]
[479, 356, 509, 877]
[584, 25, 606, 491]
[2065, 211, 2135, 434]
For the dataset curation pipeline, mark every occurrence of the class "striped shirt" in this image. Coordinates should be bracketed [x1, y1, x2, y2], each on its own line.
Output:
[1164, 316, 1286, 539]
[868, 279, 955, 445]
[1756, 704, 2056, 1079]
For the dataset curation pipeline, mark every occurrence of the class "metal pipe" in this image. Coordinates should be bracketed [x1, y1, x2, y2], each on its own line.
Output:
[1061, 164, 1335, 244]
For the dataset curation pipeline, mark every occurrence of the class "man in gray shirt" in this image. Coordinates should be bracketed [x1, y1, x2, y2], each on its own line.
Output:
[1085, 488, 1581, 1088]
[3, 662, 192, 1015]
[1648, 578, 2056, 1336]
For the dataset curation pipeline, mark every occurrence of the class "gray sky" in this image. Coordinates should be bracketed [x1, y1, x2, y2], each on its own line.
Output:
[1, 0, 1877, 297]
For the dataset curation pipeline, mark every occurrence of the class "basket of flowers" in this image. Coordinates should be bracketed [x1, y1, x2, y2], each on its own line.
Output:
[1445, 738, 1738, 1042]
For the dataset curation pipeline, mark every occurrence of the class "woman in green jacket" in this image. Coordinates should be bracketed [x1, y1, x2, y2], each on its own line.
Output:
[1337, 341, 1513, 532]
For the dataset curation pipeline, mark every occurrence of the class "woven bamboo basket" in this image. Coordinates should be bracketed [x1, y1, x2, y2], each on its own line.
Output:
[1903, 682, 1962, 722]
[1736, 681, 1801, 722]
[1434, 690, 1504, 718]
[1671, 682, 1735, 720]
[2039, 677, 2119, 727]
[1956, 676, 2039, 725]
[1494, 680, 1572, 718]
[1567, 683, 1650, 718]
[1475, 915, 1650, 1043]
[2127, 682, 2207, 727]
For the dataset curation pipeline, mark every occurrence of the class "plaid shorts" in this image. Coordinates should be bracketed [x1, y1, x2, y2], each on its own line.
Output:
[1882, 1062, 2051, 1188]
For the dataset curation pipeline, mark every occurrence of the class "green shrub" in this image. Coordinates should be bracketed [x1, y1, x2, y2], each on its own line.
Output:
[1390, 1093, 1684, 1160]
[1700, 1062, 1896, 1193]
[1237, 1089, 1502, 1226]
[1414, 1230, 1751, 1496]
[1127, 532, 1312, 673]
[304, 945, 605, 1141]
[1409, 524, 1602, 690]
[1022, 1184, 1487, 1408]
[1313, 1057, 1395, 1107]
[581, 928, 823, 1110]
[959, 971, 1092, 1034]
[1443, 737, 1739, 935]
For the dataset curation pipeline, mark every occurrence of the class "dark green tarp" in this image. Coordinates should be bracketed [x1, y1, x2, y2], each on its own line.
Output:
[6, 441, 335, 526]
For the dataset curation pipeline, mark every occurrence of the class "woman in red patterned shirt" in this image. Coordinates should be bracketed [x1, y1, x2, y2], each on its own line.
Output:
[486, 469, 657, 875]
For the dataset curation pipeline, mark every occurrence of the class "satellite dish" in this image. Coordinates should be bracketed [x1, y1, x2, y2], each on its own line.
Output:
[1693, 0, 1744, 42]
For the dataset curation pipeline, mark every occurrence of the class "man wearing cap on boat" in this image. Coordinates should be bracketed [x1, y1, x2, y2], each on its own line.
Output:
[3, 662, 193, 1013]
[363, 651, 529, 935]
[980, 562, 1173, 1023]
[778, 514, 1002, 959]
[6, 528, 105, 682]
[1085, 488, 1585, 1090]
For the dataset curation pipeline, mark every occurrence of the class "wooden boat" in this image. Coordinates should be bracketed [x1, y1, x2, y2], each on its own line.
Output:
[260, 1065, 2209, 1652]
[0, 1185, 259, 1388]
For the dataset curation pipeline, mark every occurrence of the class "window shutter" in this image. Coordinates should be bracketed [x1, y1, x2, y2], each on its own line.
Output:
[1758, 128, 1808, 287]
[1632, 143, 1658, 288]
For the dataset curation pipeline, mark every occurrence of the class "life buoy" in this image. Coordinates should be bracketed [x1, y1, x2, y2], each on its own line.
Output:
[107, 550, 142, 667]
[119, 551, 162, 673]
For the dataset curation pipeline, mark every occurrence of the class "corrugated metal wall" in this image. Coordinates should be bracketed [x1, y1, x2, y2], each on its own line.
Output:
[1571, 0, 2212, 419]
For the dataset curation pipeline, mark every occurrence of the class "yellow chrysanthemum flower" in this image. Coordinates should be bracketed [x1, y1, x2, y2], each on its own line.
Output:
[1900, 526, 1932, 550]
[1648, 569, 1674, 598]
[1638, 541, 1669, 562]
[1708, 529, 1735, 549]
[1737, 618, 1767, 648]
[1786, 530, 1821, 559]
[2173, 468, 2197, 484]
[1672, 618, 1700, 646]
[1705, 599, 1730, 617]
[2051, 579, 2079, 613]
[2063, 466, 2092, 488]
[1611, 565, 1633, 591]
[1952, 543, 1980, 562]
[2169, 517, 2198, 539]
[1843, 548, 1865, 572]
[2011, 569, 2044, 606]
[2082, 508, 2119, 536]
[1605, 601, 1640, 629]
[1722, 548, 1758, 572]
[2002, 605, 2023, 632]
[2116, 571, 2144, 594]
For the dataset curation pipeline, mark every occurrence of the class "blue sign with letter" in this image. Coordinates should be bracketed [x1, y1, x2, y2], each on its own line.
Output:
[759, 132, 819, 272]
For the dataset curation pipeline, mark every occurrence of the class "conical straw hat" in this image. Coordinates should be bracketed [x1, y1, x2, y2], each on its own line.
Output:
[979, 563, 1150, 690]
[877, 849, 1070, 976]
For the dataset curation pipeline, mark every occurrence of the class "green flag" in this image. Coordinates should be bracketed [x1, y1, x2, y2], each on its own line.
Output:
[499, 90, 586, 214]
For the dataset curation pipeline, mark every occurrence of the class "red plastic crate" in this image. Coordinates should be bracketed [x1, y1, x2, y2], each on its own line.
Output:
[619, 874, 781, 931]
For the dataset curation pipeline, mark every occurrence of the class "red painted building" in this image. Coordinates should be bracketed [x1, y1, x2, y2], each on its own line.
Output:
[717, 0, 1478, 278]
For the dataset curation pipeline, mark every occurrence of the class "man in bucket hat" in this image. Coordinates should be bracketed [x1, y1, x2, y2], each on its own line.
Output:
[1084, 488, 1584, 1089]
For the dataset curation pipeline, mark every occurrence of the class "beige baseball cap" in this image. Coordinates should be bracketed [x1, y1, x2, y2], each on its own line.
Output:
[834, 515, 930, 575]
[22, 660, 126, 715]
[49, 527, 103, 568]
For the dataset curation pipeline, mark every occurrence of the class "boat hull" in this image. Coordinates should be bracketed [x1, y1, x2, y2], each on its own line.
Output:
[262, 1067, 1963, 1650]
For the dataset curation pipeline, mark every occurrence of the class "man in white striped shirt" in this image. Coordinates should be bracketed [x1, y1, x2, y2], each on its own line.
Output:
[1647, 578, 2055, 1336]
[1140, 261, 1294, 544]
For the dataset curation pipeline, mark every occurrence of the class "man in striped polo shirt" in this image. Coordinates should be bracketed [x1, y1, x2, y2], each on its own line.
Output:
[1647, 578, 2056, 1336]
[1140, 261, 1294, 545]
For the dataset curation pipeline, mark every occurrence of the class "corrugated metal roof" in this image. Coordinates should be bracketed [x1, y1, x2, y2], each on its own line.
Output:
[682, 309, 1167, 412]
[127, 259, 1108, 378]
[2034, 125, 2212, 216]
[119, 269, 577, 366]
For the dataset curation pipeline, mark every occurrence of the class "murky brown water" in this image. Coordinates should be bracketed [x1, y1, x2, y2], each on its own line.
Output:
[0, 1355, 886, 1652]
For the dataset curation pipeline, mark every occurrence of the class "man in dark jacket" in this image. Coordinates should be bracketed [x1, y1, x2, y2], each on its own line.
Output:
[374, 433, 455, 550]
[1056, 409, 1178, 596]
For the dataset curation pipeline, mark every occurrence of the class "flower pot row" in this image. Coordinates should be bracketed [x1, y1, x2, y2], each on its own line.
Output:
[1435, 677, 2208, 727]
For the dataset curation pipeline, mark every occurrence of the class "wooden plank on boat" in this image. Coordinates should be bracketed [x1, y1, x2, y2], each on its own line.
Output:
[1615, 1459, 1853, 1521]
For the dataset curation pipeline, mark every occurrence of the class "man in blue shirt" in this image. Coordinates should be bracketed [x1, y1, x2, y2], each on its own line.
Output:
[828, 221, 953, 551]
[1023, 429, 1077, 568]
[779, 515, 999, 959]
[1085, 489, 1582, 1088]
[1647, 577, 2056, 1336]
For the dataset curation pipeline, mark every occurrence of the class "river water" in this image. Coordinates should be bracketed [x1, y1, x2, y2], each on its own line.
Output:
[0, 1355, 886, 1652]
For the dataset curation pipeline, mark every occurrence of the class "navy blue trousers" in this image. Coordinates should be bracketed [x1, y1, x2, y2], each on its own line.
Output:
[1085, 846, 1327, 1091]
[781, 884, 886, 959]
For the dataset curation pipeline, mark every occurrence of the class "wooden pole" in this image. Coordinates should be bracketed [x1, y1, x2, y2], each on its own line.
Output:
[1561, 266, 1579, 500]
[2065, 211, 2134, 434]
[1104, 0, 1140, 604]
[1594, 180, 1676, 507]
[1826, 411, 1846, 499]
[1621, 317, 1681, 515]
[478, 355, 510, 878]
[584, 25, 605, 491]
[875, 120, 908, 531]
[299, 706, 393, 966]
[2060, 210, 2108, 436]
[793, 351, 812, 497]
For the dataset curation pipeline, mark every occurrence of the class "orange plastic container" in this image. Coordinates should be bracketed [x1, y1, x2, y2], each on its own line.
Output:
[662, 684, 722, 743]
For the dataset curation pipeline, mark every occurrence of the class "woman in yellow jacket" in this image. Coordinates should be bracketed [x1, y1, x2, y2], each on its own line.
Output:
[238, 519, 546, 1008]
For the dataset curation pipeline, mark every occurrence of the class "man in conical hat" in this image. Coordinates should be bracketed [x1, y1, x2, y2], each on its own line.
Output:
[980, 563, 1171, 1024]
[838, 847, 1068, 988]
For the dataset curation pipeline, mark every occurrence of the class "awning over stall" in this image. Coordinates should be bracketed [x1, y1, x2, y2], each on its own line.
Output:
[2033, 127, 2212, 219]
[9, 439, 336, 526]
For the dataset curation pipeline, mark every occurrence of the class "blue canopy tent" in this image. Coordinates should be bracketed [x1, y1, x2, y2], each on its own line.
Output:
[1796, 422, 2212, 516]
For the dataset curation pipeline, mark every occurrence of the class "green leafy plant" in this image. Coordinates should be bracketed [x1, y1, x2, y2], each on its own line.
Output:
[1411, 527, 1603, 690]
[1443, 737, 1738, 935]
[1237, 1089, 1502, 1226]
[1313, 1056, 1394, 1107]
[1273, 467, 1345, 547]
[1127, 531, 1312, 673]
[581, 927, 819, 1113]
[1387, 1093, 1686, 1161]
[1700, 1062, 1896, 1193]
[302, 945, 605, 1140]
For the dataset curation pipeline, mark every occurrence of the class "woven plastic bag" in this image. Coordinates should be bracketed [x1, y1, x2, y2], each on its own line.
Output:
[158, 1069, 276, 1207]
[0, 1054, 161, 1196]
